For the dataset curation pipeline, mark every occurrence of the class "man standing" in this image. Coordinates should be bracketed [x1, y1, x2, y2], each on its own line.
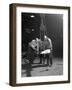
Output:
[39, 35, 53, 66]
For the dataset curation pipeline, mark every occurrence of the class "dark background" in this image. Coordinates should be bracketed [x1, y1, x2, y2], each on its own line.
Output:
[22, 13, 63, 58]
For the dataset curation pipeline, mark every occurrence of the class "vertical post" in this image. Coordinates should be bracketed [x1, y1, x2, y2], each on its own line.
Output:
[40, 14, 46, 41]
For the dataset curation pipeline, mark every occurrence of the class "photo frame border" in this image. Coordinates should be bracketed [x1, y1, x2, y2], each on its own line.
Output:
[9, 3, 70, 86]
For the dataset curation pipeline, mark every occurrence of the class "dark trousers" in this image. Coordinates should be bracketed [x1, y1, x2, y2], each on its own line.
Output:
[26, 46, 36, 64]
[39, 53, 52, 66]
[47, 53, 52, 66]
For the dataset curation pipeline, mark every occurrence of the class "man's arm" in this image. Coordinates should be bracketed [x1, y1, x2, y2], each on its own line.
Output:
[29, 40, 38, 51]
[48, 38, 52, 50]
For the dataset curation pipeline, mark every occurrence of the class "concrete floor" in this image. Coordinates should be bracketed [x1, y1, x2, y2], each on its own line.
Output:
[21, 58, 63, 77]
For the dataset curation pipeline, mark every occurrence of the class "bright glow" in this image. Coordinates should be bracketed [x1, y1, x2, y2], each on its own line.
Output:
[30, 15, 35, 18]
[32, 29, 34, 31]
[44, 35, 47, 39]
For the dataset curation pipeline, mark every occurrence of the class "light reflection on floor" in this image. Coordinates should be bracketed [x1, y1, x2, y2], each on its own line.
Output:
[21, 58, 63, 77]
